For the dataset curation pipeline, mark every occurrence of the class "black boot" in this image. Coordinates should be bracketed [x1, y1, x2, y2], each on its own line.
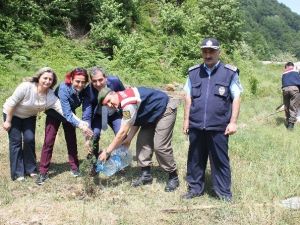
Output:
[165, 170, 179, 192]
[131, 166, 153, 187]
[287, 122, 294, 130]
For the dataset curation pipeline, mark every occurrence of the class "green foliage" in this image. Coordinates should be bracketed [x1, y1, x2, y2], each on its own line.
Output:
[233, 41, 255, 61]
[270, 51, 298, 63]
[159, 2, 186, 35]
[248, 76, 259, 96]
[197, 0, 243, 50]
[2, 0, 299, 89]
[240, 0, 300, 59]
[89, 0, 139, 56]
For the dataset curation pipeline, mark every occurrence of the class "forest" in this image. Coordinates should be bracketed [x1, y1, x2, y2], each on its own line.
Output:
[0, 0, 300, 85]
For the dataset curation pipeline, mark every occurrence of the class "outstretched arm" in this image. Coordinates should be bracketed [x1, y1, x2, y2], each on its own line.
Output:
[99, 122, 132, 161]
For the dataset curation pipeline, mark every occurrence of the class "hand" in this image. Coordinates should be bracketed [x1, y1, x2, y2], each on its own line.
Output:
[99, 150, 109, 162]
[83, 126, 93, 138]
[183, 119, 189, 135]
[224, 122, 237, 135]
[3, 121, 11, 132]
[84, 140, 93, 154]
[79, 122, 93, 138]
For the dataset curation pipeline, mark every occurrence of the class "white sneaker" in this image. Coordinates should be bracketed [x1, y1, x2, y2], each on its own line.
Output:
[30, 173, 38, 178]
[71, 169, 81, 177]
[16, 176, 25, 181]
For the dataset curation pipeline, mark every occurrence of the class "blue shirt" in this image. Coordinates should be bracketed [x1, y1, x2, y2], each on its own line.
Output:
[57, 83, 84, 127]
[184, 61, 243, 99]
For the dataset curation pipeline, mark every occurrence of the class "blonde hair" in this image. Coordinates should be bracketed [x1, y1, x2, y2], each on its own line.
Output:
[24, 67, 58, 89]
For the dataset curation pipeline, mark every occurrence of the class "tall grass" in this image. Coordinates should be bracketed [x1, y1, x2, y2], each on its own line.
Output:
[0, 44, 299, 224]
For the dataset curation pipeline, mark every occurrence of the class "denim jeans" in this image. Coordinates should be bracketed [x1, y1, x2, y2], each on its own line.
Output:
[3, 113, 37, 180]
[90, 112, 122, 157]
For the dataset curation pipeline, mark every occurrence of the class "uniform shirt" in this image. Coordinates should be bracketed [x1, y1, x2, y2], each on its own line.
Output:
[3, 82, 65, 119]
[117, 88, 141, 126]
[184, 62, 243, 99]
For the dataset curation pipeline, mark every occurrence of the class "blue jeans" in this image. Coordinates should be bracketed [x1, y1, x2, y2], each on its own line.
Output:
[91, 112, 122, 157]
[3, 114, 37, 180]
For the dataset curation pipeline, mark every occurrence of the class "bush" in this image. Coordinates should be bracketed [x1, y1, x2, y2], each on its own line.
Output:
[270, 51, 297, 63]
[248, 76, 259, 95]
[159, 2, 186, 35]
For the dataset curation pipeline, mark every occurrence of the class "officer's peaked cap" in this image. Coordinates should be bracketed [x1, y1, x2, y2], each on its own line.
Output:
[98, 87, 112, 105]
[200, 38, 220, 50]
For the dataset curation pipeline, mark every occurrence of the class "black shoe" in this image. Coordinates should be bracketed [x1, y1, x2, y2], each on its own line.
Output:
[36, 173, 49, 185]
[213, 190, 232, 202]
[287, 122, 294, 130]
[131, 169, 153, 187]
[218, 195, 232, 202]
[165, 176, 179, 192]
[181, 191, 202, 200]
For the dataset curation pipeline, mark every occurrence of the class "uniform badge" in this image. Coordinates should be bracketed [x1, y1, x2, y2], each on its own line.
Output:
[218, 86, 226, 96]
[123, 110, 131, 120]
[206, 40, 213, 47]
[119, 91, 128, 98]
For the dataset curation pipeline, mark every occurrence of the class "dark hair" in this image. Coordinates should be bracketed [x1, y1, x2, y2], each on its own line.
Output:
[65, 67, 89, 85]
[89, 66, 107, 79]
[285, 62, 294, 68]
[26, 67, 57, 89]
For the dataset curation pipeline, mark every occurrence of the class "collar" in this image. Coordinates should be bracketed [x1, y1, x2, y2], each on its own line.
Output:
[283, 68, 298, 75]
[204, 61, 220, 71]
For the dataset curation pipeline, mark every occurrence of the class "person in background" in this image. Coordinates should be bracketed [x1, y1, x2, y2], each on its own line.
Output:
[182, 38, 243, 201]
[36, 68, 93, 185]
[281, 61, 300, 130]
[82, 66, 125, 160]
[3, 67, 62, 181]
[98, 86, 180, 192]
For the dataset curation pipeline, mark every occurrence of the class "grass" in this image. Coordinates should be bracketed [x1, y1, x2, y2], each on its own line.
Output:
[1, 63, 300, 224]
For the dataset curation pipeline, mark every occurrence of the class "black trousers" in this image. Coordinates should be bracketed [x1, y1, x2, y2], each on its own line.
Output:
[186, 128, 232, 198]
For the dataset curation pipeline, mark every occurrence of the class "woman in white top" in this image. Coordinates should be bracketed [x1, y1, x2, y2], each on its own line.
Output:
[2, 67, 92, 181]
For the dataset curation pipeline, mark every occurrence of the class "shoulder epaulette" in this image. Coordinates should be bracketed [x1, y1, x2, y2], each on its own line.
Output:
[188, 64, 200, 72]
[224, 64, 238, 72]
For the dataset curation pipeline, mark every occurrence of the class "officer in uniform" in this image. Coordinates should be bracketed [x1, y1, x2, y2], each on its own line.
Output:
[182, 38, 243, 200]
[82, 66, 125, 158]
[98, 86, 180, 192]
[281, 62, 300, 130]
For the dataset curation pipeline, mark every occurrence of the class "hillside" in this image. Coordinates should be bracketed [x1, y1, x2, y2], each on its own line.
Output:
[1, 0, 300, 83]
[240, 0, 300, 59]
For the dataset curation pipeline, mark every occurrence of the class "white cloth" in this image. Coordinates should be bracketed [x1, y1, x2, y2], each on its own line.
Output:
[3, 82, 63, 118]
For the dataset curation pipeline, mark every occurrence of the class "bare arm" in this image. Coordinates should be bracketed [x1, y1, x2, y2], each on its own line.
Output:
[183, 94, 191, 135]
[99, 122, 132, 161]
[122, 126, 139, 148]
[225, 96, 241, 135]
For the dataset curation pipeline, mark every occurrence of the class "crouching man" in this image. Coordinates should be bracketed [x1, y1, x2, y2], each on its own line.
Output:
[98, 87, 180, 192]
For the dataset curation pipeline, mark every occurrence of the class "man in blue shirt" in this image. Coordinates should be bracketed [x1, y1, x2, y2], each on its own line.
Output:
[82, 66, 125, 160]
[182, 38, 243, 201]
[281, 62, 300, 130]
